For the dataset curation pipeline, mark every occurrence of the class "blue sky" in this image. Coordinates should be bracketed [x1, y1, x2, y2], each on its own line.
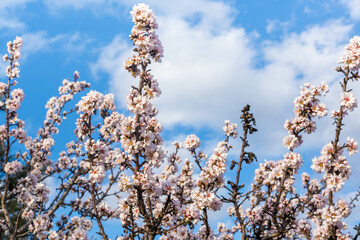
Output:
[2, 0, 360, 238]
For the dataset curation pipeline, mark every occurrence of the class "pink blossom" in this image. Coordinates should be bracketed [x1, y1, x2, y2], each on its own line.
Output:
[339, 36, 360, 71]
[89, 164, 106, 184]
[223, 120, 238, 138]
[4, 160, 23, 175]
[340, 92, 357, 112]
[346, 137, 358, 156]
[184, 134, 200, 151]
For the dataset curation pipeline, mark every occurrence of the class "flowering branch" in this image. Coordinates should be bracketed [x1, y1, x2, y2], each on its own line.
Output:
[1, 3, 360, 240]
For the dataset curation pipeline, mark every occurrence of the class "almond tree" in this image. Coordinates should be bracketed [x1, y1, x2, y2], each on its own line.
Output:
[0, 3, 360, 240]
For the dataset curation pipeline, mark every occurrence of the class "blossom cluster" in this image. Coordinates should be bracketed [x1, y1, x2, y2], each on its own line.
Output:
[184, 134, 200, 151]
[306, 54, 359, 238]
[339, 35, 360, 71]
[124, 3, 164, 77]
[311, 142, 353, 192]
[1, 4, 360, 240]
[340, 91, 357, 113]
[192, 140, 229, 210]
[223, 120, 238, 138]
[3, 160, 23, 175]
[4, 36, 22, 79]
[283, 82, 328, 150]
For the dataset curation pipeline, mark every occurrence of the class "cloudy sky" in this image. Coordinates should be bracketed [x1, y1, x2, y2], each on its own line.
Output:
[2, 0, 360, 237]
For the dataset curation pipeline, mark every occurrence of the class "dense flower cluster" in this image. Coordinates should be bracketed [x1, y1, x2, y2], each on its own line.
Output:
[223, 120, 238, 138]
[283, 82, 328, 150]
[5, 37, 22, 79]
[1, 4, 360, 240]
[311, 142, 353, 194]
[124, 3, 164, 77]
[339, 36, 360, 71]
[306, 53, 359, 239]
[184, 134, 200, 151]
[3, 160, 23, 175]
[340, 92, 357, 112]
[190, 139, 229, 209]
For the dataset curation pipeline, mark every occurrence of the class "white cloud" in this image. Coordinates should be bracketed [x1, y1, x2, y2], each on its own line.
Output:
[43, 0, 126, 16]
[92, 0, 353, 156]
[0, 0, 34, 31]
[45, 176, 58, 206]
[0, 17, 25, 30]
[0, 31, 91, 78]
[0, 58, 8, 78]
[43, 0, 106, 10]
[43, 0, 235, 29]
[0, 0, 34, 10]
[266, 19, 291, 34]
[342, 0, 360, 20]
[21, 31, 92, 58]
[21, 31, 63, 56]
[90, 35, 129, 80]
[137, 0, 235, 31]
